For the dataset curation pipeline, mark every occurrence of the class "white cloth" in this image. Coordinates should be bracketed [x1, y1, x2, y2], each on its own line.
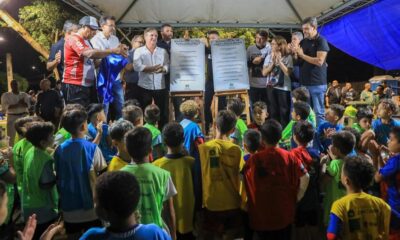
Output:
[1, 92, 30, 114]
[133, 46, 169, 90]
[90, 31, 120, 50]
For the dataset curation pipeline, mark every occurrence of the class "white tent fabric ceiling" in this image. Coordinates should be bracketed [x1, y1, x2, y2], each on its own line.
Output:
[64, 0, 375, 28]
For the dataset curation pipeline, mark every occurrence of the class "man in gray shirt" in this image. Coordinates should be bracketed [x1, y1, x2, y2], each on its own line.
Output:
[247, 30, 271, 107]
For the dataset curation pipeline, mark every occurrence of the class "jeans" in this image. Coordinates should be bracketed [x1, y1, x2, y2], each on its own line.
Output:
[303, 84, 327, 127]
[103, 80, 124, 121]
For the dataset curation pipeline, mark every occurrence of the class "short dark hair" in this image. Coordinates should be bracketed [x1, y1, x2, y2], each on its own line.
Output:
[356, 107, 373, 121]
[216, 110, 237, 135]
[329, 104, 345, 119]
[109, 120, 134, 142]
[162, 122, 184, 148]
[344, 127, 361, 150]
[260, 119, 282, 145]
[14, 116, 41, 137]
[160, 23, 172, 31]
[144, 104, 160, 125]
[343, 156, 375, 190]
[25, 122, 54, 148]
[391, 126, 400, 143]
[207, 30, 219, 36]
[87, 104, 104, 122]
[99, 16, 116, 26]
[125, 127, 152, 161]
[96, 171, 140, 219]
[293, 120, 314, 145]
[293, 101, 311, 120]
[124, 99, 141, 108]
[331, 131, 356, 155]
[62, 109, 88, 135]
[302, 17, 318, 28]
[244, 129, 261, 153]
[122, 105, 143, 125]
[256, 30, 268, 38]
[292, 87, 310, 102]
[227, 98, 245, 117]
[252, 101, 267, 112]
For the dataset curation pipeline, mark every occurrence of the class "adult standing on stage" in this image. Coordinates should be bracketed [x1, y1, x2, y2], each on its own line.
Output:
[124, 35, 144, 101]
[291, 17, 330, 127]
[63, 16, 126, 108]
[247, 30, 271, 106]
[262, 36, 293, 128]
[288, 31, 303, 90]
[157, 23, 182, 121]
[1, 80, 30, 146]
[133, 28, 169, 129]
[91, 16, 125, 120]
[203, 30, 226, 135]
[47, 20, 79, 81]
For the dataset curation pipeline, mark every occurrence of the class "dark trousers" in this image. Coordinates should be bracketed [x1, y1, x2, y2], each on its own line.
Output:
[254, 224, 292, 240]
[125, 82, 141, 102]
[268, 88, 291, 128]
[204, 80, 226, 134]
[249, 87, 268, 105]
[138, 87, 169, 129]
[62, 83, 98, 108]
[33, 218, 58, 240]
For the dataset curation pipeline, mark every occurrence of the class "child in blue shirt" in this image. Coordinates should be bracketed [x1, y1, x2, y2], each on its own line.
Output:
[243, 129, 261, 162]
[316, 104, 345, 153]
[372, 99, 400, 146]
[375, 126, 400, 239]
[87, 104, 116, 163]
[179, 100, 204, 158]
[54, 108, 107, 237]
[80, 171, 171, 240]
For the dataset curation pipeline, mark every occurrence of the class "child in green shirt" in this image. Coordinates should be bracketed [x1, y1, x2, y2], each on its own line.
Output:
[228, 98, 248, 149]
[144, 104, 164, 160]
[23, 122, 58, 239]
[320, 131, 356, 226]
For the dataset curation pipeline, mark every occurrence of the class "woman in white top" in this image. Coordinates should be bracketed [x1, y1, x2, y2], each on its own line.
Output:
[262, 36, 293, 128]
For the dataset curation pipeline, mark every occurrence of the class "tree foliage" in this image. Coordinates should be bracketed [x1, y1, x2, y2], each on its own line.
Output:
[18, 0, 81, 51]
[174, 28, 258, 48]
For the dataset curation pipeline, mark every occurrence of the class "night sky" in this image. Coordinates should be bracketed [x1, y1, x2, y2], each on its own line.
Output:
[0, 0, 383, 92]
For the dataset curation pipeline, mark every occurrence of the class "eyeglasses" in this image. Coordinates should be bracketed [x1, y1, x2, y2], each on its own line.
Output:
[134, 40, 144, 44]
[104, 24, 115, 28]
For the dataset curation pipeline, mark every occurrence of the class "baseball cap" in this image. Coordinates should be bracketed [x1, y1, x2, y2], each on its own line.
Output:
[79, 16, 100, 30]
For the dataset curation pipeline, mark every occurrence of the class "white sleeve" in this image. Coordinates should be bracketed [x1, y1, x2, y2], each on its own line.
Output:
[92, 146, 107, 173]
[163, 50, 169, 73]
[263, 53, 273, 67]
[133, 48, 146, 72]
[163, 176, 177, 201]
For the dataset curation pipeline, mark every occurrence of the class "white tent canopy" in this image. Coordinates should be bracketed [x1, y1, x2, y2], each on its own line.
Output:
[62, 0, 376, 29]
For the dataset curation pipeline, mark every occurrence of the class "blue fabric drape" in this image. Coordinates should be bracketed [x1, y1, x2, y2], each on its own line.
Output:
[97, 54, 128, 104]
[320, 0, 400, 70]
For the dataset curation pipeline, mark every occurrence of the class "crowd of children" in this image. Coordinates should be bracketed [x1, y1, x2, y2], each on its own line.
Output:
[0, 86, 399, 240]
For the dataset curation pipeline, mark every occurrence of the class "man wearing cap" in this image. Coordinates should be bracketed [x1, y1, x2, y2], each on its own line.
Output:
[47, 20, 79, 81]
[63, 16, 127, 108]
[90, 16, 125, 120]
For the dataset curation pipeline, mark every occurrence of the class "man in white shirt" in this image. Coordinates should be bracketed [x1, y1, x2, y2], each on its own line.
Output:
[91, 16, 125, 120]
[1, 80, 30, 146]
[133, 28, 169, 129]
